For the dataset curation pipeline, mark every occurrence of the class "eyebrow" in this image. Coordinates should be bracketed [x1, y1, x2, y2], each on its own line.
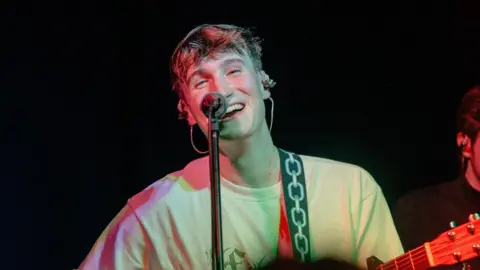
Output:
[186, 58, 246, 85]
[222, 58, 245, 67]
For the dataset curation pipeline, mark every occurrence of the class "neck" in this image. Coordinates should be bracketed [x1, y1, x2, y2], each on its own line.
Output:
[218, 122, 280, 188]
[464, 163, 480, 192]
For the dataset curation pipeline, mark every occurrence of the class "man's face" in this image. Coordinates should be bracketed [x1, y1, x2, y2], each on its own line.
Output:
[467, 135, 480, 176]
[458, 132, 480, 179]
[181, 52, 270, 140]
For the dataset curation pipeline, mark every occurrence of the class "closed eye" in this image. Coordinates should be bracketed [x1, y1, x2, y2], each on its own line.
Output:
[227, 69, 241, 76]
[195, 80, 207, 88]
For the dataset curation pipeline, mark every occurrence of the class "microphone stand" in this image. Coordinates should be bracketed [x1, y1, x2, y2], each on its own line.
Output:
[208, 104, 224, 270]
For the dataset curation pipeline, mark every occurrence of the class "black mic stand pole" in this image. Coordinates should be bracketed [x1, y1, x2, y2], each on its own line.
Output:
[208, 103, 224, 270]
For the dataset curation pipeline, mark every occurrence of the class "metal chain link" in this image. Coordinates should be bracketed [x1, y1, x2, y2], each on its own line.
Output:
[285, 152, 309, 261]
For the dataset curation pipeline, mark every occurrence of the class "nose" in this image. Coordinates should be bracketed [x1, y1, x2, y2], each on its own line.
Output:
[210, 76, 234, 97]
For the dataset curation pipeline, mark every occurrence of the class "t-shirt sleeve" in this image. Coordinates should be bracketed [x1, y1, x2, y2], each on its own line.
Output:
[354, 175, 405, 268]
[78, 203, 148, 270]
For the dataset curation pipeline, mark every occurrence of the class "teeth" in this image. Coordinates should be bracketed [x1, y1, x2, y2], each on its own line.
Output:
[225, 104, 244, 114]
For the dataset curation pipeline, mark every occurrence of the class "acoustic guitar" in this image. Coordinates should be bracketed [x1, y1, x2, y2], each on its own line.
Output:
[367, 213, 480, 270]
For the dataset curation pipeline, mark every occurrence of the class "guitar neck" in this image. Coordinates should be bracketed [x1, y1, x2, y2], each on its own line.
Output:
[369, 213, 480, 269]
[377, 244, 433, 270]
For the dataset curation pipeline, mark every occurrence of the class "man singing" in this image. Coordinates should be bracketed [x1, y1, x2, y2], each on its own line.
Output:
[394, 86, 480, 269]
[79, 24, 403, 270]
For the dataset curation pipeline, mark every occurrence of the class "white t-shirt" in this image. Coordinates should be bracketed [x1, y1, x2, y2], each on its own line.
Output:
[79, 154, 404, 270]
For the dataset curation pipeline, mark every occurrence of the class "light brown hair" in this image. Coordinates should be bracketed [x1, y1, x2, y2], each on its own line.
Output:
[170, 24, 263, 100]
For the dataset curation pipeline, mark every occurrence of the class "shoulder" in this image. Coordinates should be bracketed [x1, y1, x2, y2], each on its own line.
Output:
[127, 156, 210, 217]
[79, 158, 211, 269]
[301, 154, 374, 176]
[296, 153, 380, 200]
[300, 154, 379, 186]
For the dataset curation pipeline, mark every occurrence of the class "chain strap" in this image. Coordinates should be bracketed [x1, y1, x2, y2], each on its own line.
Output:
[278, 148, 311, 263]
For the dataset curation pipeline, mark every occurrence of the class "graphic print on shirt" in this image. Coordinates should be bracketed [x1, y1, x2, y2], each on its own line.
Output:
[205, 248, 268, 269]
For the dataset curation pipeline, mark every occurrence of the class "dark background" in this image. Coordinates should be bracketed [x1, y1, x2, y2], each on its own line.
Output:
[3, 1, 480, 269]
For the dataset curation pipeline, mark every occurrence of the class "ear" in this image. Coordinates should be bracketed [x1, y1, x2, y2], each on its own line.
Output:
[457, 132, 472, 159]
[177, 100, 196, 126]
[259, 70, 271, 100]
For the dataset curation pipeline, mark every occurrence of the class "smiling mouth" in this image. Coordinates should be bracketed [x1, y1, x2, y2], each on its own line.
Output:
[221, 103, 245, 120]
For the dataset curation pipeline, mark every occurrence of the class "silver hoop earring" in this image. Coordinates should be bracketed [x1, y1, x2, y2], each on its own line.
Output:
[190, 125, 208, 154]
[268, 97, 274, 132]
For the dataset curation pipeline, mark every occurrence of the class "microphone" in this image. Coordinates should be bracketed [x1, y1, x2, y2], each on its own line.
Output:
[201, 92, 227, 119]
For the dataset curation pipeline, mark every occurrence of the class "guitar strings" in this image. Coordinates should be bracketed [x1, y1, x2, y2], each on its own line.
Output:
[383, 246, 455, 270]
[380, 246, 426, 269]
[377, 235, 474, 269]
